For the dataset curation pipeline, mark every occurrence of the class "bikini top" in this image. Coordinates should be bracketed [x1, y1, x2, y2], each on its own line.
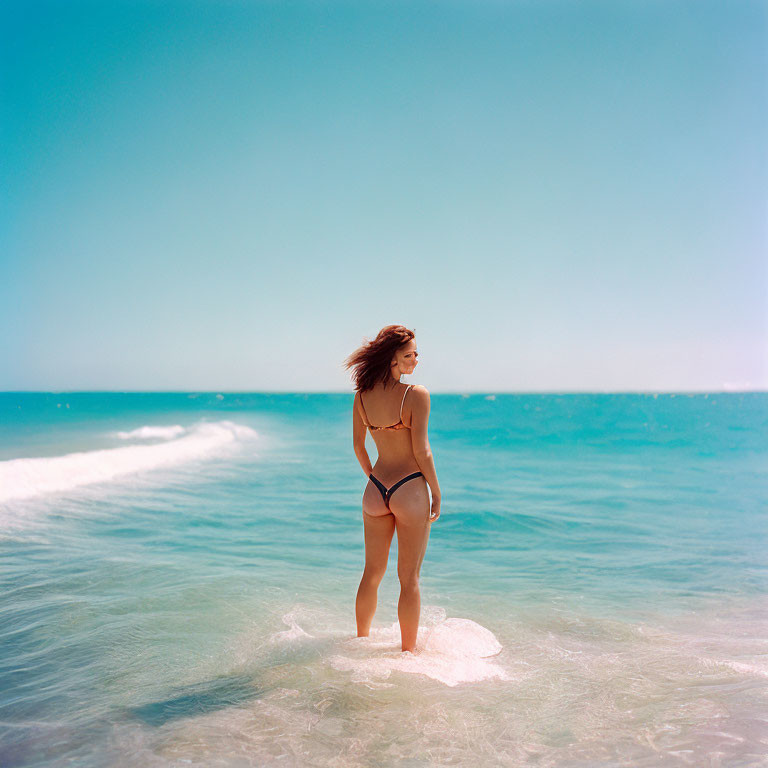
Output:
[360, 384, 413, 432]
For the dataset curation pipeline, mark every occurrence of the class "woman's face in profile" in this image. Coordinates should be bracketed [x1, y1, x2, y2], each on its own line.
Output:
[396, 341, 419, 374]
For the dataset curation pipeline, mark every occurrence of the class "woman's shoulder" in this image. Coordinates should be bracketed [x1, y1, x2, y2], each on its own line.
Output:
[408, 384, 430, 399]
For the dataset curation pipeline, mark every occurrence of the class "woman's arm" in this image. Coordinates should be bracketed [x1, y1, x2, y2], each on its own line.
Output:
[409, 385, 441, 499]
[352, 392, 373, 476]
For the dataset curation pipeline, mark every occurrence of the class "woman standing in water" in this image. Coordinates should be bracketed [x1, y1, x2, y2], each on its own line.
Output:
[344, 325, 441, 653]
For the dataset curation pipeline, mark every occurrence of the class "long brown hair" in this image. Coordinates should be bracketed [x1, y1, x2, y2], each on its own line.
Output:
[344, 325, 416, 393]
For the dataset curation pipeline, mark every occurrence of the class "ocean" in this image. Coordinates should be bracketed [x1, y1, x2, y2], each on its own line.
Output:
[1, 391, 766, 767]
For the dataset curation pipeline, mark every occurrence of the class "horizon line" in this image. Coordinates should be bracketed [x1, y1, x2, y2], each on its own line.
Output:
[1, 389, 765, 396]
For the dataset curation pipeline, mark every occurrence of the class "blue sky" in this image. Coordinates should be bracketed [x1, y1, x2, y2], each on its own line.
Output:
[1, 0, 765, 392]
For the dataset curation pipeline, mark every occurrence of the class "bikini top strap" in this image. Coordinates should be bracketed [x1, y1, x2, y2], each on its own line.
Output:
[399, 384, 412, 422]
[357, 391, 371, 427]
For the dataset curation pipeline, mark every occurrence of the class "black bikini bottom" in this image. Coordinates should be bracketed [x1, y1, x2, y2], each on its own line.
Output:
[369, 471, 424, 509]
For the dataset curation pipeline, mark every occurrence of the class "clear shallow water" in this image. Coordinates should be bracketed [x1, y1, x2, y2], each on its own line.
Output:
[0, 392, 766, 767]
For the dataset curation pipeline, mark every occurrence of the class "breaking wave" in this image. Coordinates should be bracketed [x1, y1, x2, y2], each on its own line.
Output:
[0, 420, 258, 503]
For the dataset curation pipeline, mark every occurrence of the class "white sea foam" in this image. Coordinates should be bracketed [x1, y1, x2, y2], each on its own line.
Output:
[269, 611, 315, 644]
[259, 607, 511, 687]
[329, 616, 511, 687]
[0, 420, 258, 503]
[697, 656, 768, 679]
[114, 425, 187, 440]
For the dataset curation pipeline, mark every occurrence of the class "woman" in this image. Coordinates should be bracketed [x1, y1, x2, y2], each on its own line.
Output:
[344, 325, 441, 653]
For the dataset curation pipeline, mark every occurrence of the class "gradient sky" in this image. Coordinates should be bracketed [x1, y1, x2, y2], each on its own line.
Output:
[1, 0, 766, 392]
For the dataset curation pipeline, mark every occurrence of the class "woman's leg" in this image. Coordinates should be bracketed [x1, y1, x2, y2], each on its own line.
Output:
[356, 501, 396, 637]
[390, 479, 431, 652]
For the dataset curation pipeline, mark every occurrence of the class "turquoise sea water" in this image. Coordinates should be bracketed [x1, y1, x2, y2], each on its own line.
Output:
[1, 392, 766, 767]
